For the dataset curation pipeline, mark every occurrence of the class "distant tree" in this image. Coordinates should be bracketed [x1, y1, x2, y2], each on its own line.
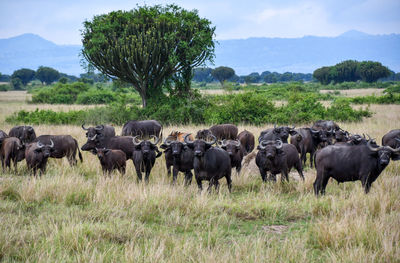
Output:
[211, 66, 235, 86]
[59, 73, 79, 82]
[244, 72, 261, 84]
[10, 78, 24, 90]
[36, 66, 60, 85]
[58, 77, 68, 84]
[335, 60, 359, 83]
[82, 5, 215, 107]
[193, 67, 213, 82]
[313, 66, 333, 84]
[11, 68, 35, 86]
[0, 74, 11, 82]
[357, 61, 391, 83]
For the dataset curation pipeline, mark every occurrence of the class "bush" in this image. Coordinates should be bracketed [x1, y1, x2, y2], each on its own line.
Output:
[0, 84, 11, 91]
[31, 82, 90, 104]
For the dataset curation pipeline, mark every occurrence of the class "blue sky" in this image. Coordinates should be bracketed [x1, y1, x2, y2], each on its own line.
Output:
[1, 0, 399, 45]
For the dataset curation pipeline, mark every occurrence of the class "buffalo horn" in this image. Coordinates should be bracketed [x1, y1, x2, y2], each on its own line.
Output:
[221, 139, 227, 147]
[367, 140, 383, 152]
[258, 140, 268, 150]
[37, 141, 44, 148]
[95, 125, 104, 131]
[327, 127, 333, 133]
[395, 138, 400, 143]
[150, 135, 160, 146]
[385, 145, 400, 153]
[310, 128, 320, 134]
[206, 135, 217, 146]
[275, 139, 283, 149]
[82, 123, 89, 130]
[49, 139, 54, 148]
[132, 136, 141, 146]
[234, 139, 241, 147]
[184, 134, 194, 145]
[89, 134, 97, 141]
[163, 138, 173, 146]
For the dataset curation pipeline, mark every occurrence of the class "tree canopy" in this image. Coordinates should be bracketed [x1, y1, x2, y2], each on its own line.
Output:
[11, 68, 35, 86]
[81, 4, 215, 107]
[211, 66, 235, 86]
[36, 66, 60, 85]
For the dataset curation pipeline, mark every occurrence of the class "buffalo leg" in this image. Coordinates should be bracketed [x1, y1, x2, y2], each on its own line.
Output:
[295, 160, 305, 181]
[259, 167, 267, 182]
[269, 173, 277, 182]
[172, 167, 179, 185]
[226, 173, 232, 193]
[236, 164, 242, 175]
[184, 171, 193, 186]
[207, 178, 215, 193]
[214, 180, 220, 193]
[196, 176, 203, 192]
[166, 163, 171, 177]
[135, 167, 143, 182]
[281, 169, 289, 182]
[119, 165, 126, 176]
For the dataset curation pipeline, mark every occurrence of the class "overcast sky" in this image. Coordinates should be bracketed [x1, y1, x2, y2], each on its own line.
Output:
[1, 0, 399, 45]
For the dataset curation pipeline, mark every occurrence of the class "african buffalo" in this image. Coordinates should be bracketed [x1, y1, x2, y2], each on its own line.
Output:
[195, 129, 213, 140]
[185, 135, 232, 193]
[9, 125, 36, 143]
[95, 148, 126, 175]
[81, 135, 137, 161]
[314, 141, 400, 195]
[0, 137, 26, 172]
[256, 140, 304, 182]
[82, 123, 116, 142]
[258, 125, 297, 143]
[121, 120, 162, 139]
[0, 130, 9, 148]
[312, 120, 340, 131]
[33, 135, 82, 166]
[25, 140, 55, 176]
[220, 139, 244, 174]
[161, 138, 194, 185]
[132, 136, 162, 182]
[382, 129, 400, 148]
[289, 128, 332, 167]
[238, 130, 255, 155]
[333, 129, 349, 143]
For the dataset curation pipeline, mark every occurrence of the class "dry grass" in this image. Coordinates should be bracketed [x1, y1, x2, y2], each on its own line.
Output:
[0, 93, 399, 262]
[320, 88, 384, 97]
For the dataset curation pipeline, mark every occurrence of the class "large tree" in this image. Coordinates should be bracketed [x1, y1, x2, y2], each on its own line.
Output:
[11, 68, 35, 86]
[211, 66, 235, 86]
[358, 61, 391, 83]
[81, 5, 215, 107]
[36, 66, 60, 85]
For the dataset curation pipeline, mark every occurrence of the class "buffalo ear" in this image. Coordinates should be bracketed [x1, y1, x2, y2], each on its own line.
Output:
[156, 151, 163, 158]
[289, 130, 297, 136]
[183, 145, 189, 150]
[104, 149, 111, 155]
[205, 144, 212, 150]
[391, 153, 400, 161]
[160, 144, 168, 149]
[187, 144, 194, 149]
[34, 148, 42, 153]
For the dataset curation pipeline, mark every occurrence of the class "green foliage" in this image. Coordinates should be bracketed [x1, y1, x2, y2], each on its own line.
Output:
[35, 66, 60, 85]
[31, 82, 90, 104]
[326, 98, 371, 121]
[0, 84, 11, 91]
[358, 61, 391, 83]
[11, 68, 36, 86]
[58, 77, 68, 84]
[348, 94, 400, 104]
[211, 66, 235, 86]
[82, 4, 215, 107]
[11, 78, 24, 90]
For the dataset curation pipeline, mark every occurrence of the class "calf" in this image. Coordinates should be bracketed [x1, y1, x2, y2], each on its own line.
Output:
[132, 136, 162, 182]
[185, 134, 232, 193]
[256, 140, 304, 182]
[160, 139, 194, 185]
[220, 139, 245, 174]
[95, 148, 126, 175]
[25, 140, 55, 176]
[0, 137, 26, 173]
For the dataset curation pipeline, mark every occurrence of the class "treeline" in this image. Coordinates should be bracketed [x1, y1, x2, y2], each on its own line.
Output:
[313, 60, 392, 84]
[0, 66, 107, 91]
[193, 67, 313, 83]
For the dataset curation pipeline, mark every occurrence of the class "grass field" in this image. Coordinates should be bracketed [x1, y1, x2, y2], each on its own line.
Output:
[0, 91, 399, 262]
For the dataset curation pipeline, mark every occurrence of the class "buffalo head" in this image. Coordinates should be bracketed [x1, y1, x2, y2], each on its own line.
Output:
[185, 134, 216, 157]
[257, 139, 283, 159]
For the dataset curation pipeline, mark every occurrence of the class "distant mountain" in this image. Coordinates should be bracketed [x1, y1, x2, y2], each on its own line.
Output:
[0, 31, 399, 76]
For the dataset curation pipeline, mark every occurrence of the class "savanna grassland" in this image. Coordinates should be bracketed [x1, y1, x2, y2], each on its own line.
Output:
[0, 91, 399, 262]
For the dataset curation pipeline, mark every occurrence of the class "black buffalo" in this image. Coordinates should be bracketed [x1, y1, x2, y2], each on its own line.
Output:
[0, 130, 9, 148]
[333, 129, 350, 144]
[185, 135, 232, 193]
[256, 140, 304, 182]
[160, 138, 194, 185]
[195, 129, 213, 140]
[220, 139, 245, 174]
[312, 120, 340, 131]
[25, 140, 55, 176]
[95, 148, 126, 175]
[382, 129, 400, 160]
[121, 120, 162, 139]
[197, 124, 238, 140]
[238, 130, 255, 155]
[82, 123, 116, 141]
[0, 137, 26, 172]
[33, 135, 82, 166]
[132, 136, 162, 182]
[258, 125, 297, 143]
[314, 141, 400, 195]
[9, 125, 36, 143]
[289, 128, 332, 167]
[81, 135, 137, 161]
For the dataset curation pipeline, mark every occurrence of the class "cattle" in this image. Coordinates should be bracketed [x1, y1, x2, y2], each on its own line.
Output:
[94, 148, 126, 175]
[9, 125, 36, 143]
[220, 139, 245, 174]
[25, 140, 55, 176]
[184, 134, 232, 193]
[238, 130, 255, 155]
[256, 140, 304, 182]
[81, 123, 116, 142]
[121, 120, 162, 139]
[258, 125, 297, 143]
[166, 131, 194, 142]
[333, 129, 350, 144]
[81, 135, 138, 161]
[312, 120, 340, 131]
[0, 130, 9, 149]
[382, 129, 400, 160]
[160, 138, 194, 185]
[0, 137, 26, 172]
[195, 129, 213, 140]
[314, 141, 400, 195]
[290, 128, 331, 167]
[33, 135, 82, 166]
[131, 136, 162, 182]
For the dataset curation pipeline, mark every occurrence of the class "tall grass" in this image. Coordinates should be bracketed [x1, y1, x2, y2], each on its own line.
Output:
[0, 96, 399, 262]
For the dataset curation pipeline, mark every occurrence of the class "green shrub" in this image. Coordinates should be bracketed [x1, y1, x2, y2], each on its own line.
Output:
[31, 82, 90, 104]
[0, 84, 11, 91]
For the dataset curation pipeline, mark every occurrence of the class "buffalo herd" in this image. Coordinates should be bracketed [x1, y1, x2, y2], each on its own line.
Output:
[0, 120, 399, 195]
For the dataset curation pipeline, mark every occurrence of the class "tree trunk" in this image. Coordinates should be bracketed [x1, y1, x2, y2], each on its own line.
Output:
[141, 94, 147, 108]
